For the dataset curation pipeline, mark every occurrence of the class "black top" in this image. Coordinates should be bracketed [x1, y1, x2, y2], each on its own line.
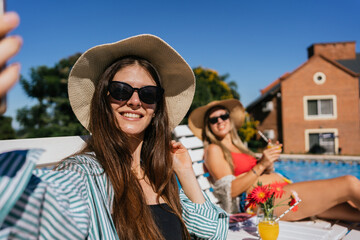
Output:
[149, 203, 182, 240]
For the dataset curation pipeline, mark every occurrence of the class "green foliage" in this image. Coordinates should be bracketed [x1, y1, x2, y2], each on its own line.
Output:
[16, 53, 88, 138]
[0, 116, 16, 140]
[182, 67, 240, 124]
[239, 113, 258, 142]
[239, 113, 264, 152]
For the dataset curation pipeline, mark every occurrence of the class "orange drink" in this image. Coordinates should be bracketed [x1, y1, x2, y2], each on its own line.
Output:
[258, 219, 279, 240]
[267, 142, 282, 151]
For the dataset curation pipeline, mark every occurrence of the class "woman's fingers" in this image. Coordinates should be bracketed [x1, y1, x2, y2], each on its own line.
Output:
[170, 140, 187, 154]
[0, 12, 22, 66]
[0, 63, 21, 97]
[0, 35, 23, 66]
[0, 12, 20, 35]
[0, 12, 21, 97]
[262, 149, 281, 164]
[171, 140, 181, 149]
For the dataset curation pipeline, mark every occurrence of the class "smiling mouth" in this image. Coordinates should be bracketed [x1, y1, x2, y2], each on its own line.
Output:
[122, 112, 142, 119]
[218, 124, 226, 130]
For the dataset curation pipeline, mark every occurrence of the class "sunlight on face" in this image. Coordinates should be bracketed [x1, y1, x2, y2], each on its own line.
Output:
[109, 64, 157, 139]
[208, 108, 231, 139]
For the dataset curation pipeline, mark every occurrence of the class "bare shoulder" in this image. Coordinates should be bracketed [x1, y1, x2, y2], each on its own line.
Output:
[205, 143, 224, 161]
[205, 144, 226, 164]
[206, 143, 223, 154]
[204, 144, 232, 179]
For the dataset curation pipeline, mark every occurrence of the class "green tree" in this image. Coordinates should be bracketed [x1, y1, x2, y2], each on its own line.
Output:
[239, 113, 264, 152]
[16, 53, 88, 138]
[182, 67, 240, 124]
[0, 116, 16, 140]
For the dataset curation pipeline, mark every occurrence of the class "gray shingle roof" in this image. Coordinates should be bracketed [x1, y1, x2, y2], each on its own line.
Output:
[336, 53, 360, 74]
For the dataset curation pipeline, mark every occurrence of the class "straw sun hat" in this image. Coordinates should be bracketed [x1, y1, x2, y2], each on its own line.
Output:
[188, 99, 245, 140]
[68, 34, 195, 131]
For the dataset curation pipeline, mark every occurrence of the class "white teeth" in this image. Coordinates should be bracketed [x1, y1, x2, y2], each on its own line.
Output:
[123, 113, 141, 118]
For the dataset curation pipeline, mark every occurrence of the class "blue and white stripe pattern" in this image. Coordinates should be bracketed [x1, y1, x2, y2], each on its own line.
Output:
[0, 150, 229, 239]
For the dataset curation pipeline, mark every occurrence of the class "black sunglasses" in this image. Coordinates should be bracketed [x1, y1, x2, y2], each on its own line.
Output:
[209, 113, 230, 124]
[108, 81, 164, 104]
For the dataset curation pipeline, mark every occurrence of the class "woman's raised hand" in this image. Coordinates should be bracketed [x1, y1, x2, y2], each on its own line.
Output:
[0, 12, 22, 97]
[170, 140, 206, 204]
[170, 140, 193, 174]
[259, 142, 282, 169]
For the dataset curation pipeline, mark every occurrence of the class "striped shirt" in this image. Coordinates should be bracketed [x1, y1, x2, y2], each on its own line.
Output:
[0, 149, 229, 239]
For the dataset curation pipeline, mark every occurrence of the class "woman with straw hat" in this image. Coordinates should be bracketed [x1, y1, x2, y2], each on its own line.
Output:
[189, 99, 360, 222]
[0, 34, 228, 239]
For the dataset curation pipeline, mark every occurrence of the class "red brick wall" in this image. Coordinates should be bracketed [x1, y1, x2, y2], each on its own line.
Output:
[308, 42, 356, 60]
[253, 97, 282, 141]
[281, 56, 360, 154]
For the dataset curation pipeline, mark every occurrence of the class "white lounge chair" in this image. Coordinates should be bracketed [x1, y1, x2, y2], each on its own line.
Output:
[173, 124, 357, 240]
[0, 128, 358, 239]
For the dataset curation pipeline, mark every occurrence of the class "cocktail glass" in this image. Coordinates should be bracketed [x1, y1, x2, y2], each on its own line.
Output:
[258, 216, 279, 240]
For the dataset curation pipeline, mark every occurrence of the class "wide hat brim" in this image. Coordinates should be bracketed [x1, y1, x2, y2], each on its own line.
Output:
[68, 34, 195, 131]
[188, 99, 245, 140]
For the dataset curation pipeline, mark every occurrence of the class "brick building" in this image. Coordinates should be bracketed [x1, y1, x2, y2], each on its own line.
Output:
[247, 41, 360, 155]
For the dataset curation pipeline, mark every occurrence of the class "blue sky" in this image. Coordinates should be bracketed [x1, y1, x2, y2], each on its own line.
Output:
[5, 0, 360, 129]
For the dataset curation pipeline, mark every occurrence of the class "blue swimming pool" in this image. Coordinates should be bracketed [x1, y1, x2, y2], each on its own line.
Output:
[274, 159, 360, 183]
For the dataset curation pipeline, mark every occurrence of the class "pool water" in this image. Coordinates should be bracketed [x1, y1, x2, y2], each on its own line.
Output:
[274, 160, 360, 183]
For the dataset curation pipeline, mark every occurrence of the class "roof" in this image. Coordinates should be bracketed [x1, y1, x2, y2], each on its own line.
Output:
[246, 82, 280, 111]
[260, 72, 289, 95]
[336, 53, 360, 74]
[307, 41, 356, 48]
[246, 53, 360, 111]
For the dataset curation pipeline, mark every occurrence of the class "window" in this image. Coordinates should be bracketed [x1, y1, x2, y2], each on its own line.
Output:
[304, 95, 337, 120]
[263, 129, 275, 140]
[307, 99, 333, 116]
[305, 129, 338, 154]
[313, 72, 326, 85]
[262, 101, 273, 112]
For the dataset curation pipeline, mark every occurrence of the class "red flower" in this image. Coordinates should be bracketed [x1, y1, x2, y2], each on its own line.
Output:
[248, 185, 271, 204]
[245, 182, 301, 217]
[269, 181, 287, 198]
[245, 200, 257, 211]
[288, 190, 300, 212]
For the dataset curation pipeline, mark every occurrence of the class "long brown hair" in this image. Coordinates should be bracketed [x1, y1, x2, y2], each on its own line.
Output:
[202, 106, 256, 172]
[81, 56, 190, 239]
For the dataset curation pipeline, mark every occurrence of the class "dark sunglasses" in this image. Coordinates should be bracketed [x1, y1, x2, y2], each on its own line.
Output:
[108, 81, 164, 104]
[209, 113, 230, 124]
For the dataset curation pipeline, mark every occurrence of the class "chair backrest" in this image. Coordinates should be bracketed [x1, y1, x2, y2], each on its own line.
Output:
[0, 126, 220, 204]
[173, 125, 220, 205]
[0, 136, 88, 168]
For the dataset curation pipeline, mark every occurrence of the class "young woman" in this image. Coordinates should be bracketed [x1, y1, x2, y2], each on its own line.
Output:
[189, 99, 360, 222]
[0, 34, 228, 239]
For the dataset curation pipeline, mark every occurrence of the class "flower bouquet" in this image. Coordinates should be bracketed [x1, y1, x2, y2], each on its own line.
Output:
[245, 182, 300, 240]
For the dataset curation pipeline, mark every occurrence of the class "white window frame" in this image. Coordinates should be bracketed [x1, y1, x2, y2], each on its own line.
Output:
[303, 95, 337, 120]
[304, 128, 339, 154]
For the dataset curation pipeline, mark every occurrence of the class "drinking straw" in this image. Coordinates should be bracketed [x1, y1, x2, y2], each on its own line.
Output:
[258, 130, 269, 142]
[275, 199, 302, 222]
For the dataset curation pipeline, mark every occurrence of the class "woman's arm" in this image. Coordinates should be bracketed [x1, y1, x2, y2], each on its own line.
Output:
[205, 144, 260, 197]
[232, 146, 282, 196]
[171, 141, 206, 204]
[0, 150, 90, 239]
[171, 142, 229, 238]
[205, 144, 281, 197]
